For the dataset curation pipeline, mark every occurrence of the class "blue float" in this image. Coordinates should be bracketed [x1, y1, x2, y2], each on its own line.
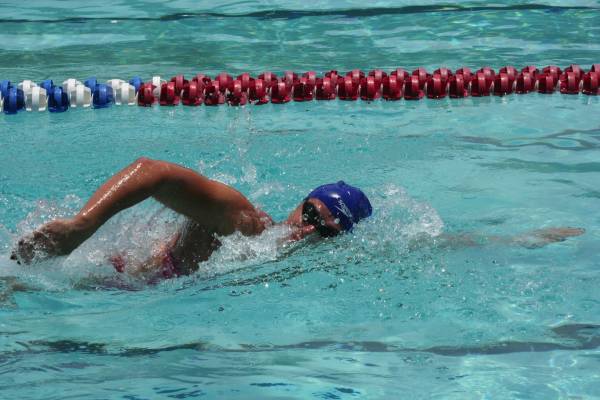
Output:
[48, 86, 69, 113]
[39, 79, 55, 93]
[1, 80, 12, 99]
[84, 77, 98, 92]
[129, 76, 142, 93]
[92, 84, 114, 108]
[3, 87, 25, 114]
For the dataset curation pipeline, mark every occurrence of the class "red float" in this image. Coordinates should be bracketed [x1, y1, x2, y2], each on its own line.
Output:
[541, 66, 561, 82]
[346, 69, 365, 87]
[303, 71, 317, 87]
[390, 68, 409, 89]
[582, 71, 600, 95]
[249, 79, 269, 104]
[537, 73, 556, 94]
[227, 80, 248, 106]
[324, 70, 339, 89]
[515, 72, 535, 94]
[215, 73, 233, 92]
[454, 67, 472, 84]
[315, 77, 336, 100]
[382, 75, 402, 100]
[493, 73, 513, 96]
[368, 69, 387, 87]
[591, 64, 600, 73]
[360, 76, 381, 101]
[564, 64, 583, 82]
[271, 80, 291, 103]
[258, 72, 278, 88]
[181, 81, 203, 106]
[236, 73, 253, 92]
[471, 72, 491, 96]
[192, 74, 211, 85]
[412, 67, 429, 89]
[477, 67, 495, 85]
[170, 75, 188, 94]
[283, 71, 299, 90]
[559, 72, 581, 94]
[159, 82, 180, 106]
[433, 68, 453, 86]
[404, 75, 424, 100]
[338, 76, 359, 100]
[426, 74, 447, 99]
[521, 65, 539, 78]
[448, 74, 468, 98]
[391, 68, 409, 80]
[499, 66, 517, 81]
[293, 77, 315, 101]
[204, 81, 225, 105]
[137, 83, 156, 106]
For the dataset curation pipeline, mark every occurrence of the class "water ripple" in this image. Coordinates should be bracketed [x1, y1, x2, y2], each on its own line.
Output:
[0, 4, 597, 24]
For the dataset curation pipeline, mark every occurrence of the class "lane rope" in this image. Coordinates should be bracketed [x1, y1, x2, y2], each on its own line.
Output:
[1, 64, 599, 114]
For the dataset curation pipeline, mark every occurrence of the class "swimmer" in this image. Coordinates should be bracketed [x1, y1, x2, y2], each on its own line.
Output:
[11, 157, 372, 277]
[11, 158, 584, 278]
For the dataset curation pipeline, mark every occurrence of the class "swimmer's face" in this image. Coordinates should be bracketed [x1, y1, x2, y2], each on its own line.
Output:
[301, 199, 341, 237]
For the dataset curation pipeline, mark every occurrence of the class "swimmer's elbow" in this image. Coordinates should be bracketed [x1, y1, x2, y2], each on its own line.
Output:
[134, 157, 170, 184]
[134, 156, 157, 170]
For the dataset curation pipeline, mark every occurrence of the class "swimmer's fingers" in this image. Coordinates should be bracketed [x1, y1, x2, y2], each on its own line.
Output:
[11, 219, 83, 265]
[538, 227, 585, 239]
[516, 226, 585, 249]
[11, 230, 55, 265]
[288, 225, 316, 242]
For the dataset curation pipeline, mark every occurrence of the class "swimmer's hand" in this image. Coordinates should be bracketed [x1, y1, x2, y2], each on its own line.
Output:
[286, 224, 317, 242]
[512, 227, 585, 249]
[10, 219, 90, 264]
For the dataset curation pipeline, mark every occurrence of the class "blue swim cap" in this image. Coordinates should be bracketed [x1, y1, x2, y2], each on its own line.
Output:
[306, 181, 372, 231]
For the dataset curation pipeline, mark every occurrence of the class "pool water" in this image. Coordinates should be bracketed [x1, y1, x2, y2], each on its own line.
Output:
[1, 1, 600, 399]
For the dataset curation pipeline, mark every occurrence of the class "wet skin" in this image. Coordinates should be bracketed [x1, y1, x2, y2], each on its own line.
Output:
[11, 158, 584, 277]
[11, 157, 343, 274]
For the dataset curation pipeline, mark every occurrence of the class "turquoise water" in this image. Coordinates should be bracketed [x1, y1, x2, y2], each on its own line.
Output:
[1, 1, 600, 399]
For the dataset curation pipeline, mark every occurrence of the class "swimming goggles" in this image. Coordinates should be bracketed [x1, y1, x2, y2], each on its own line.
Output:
[302, 200, 340, 238]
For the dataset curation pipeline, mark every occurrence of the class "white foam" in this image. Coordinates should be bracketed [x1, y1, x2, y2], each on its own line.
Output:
[198, 224, 294, 279]
[2, 180, 444, 289]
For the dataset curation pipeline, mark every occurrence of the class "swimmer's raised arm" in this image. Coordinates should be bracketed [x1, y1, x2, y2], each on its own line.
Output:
[75, 157, 258, 234]
[12, 157, 267, 263]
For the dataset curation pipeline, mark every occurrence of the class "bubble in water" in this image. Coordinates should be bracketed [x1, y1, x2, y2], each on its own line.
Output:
[340, 183, 444, 264]
[198, 224, 294, 279]
[2, 179, 443, 290]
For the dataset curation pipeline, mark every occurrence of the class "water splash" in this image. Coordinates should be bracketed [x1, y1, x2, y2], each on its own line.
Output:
[352, 184, 444, 259]
[1, 180, 443, 291]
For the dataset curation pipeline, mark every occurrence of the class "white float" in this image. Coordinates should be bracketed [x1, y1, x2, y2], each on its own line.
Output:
[152, 76, 165, 98]
[62, 78, 83, 96]
[68, 84, 92, 108]
[18, 80, 38, 93]
[24, 86, 48, 111]
[114, 83, 137, 105]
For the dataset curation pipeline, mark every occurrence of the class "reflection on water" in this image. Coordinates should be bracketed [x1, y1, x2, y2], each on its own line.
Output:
[459, 126, 600, 152]
[3, 323, 598, 358]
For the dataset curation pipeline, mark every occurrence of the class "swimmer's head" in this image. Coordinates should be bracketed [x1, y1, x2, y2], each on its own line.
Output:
[293, 181, 372, 238]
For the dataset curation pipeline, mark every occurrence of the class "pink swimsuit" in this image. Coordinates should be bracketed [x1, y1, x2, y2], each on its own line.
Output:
[110, 250, 181, 280]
